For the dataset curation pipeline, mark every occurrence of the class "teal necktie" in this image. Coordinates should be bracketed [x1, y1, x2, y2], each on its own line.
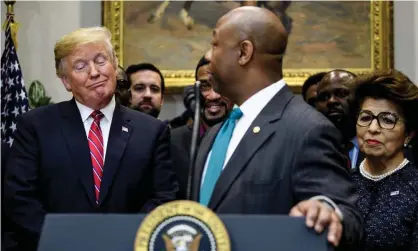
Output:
[199, 108, 243, 206]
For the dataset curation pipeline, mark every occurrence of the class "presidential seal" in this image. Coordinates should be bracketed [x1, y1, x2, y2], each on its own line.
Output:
[134, 200, 231, 251]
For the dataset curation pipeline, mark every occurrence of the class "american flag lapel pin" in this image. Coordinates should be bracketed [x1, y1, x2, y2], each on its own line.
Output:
[122, 126, 128, 132]
[390, 191, 399, 196]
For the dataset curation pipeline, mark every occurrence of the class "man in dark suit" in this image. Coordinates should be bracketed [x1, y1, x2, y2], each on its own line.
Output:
[192, 7, 362, 249]
[171, 56, 232, 199]
[316, 70, 361, 169]
[3, 27, 178, 251]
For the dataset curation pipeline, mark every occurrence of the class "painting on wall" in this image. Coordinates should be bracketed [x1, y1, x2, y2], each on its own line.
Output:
[103, 0, 393, 93]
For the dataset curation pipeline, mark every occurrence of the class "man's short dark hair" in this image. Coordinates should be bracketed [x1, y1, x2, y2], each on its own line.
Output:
[195, 56, 210, 81]
[126, 63, 165, 94]
[301, 72, 326, 100]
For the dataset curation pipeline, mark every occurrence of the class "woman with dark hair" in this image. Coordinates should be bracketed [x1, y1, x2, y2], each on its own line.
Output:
[352, 70, 418, 251]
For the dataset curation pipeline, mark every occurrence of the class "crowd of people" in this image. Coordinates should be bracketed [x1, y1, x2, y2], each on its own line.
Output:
[2, 6, 417, 251]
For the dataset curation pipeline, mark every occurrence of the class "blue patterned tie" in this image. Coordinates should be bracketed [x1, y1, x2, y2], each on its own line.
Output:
[199, 108, 243, 206]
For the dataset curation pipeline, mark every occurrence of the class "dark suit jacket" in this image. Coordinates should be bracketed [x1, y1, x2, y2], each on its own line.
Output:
[3, 99, 178, 251]
[192, 86, 363, 248]
[170, 124, 193, 199]
[170, 123, 208, 199]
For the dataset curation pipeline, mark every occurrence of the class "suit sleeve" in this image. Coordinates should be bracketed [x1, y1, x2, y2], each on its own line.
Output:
[145, 123, 179, 210]
[291, 122, 363, 248]
[3, 114, 45, 250]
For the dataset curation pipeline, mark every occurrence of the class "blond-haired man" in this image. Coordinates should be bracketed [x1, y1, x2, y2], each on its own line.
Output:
[3, 27, 178, 251]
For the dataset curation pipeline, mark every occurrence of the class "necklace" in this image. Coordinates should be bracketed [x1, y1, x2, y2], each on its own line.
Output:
[360, 158, 409, 182]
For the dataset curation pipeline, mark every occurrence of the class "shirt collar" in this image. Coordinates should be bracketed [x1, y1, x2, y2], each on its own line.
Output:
[238, 79, 286, 120]
[75, 96, 116, 122]
[351, 137, 359, 149]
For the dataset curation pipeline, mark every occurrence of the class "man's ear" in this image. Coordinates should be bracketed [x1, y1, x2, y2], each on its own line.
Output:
[238, 40, 254, 66]
[61, 76, 72, 92]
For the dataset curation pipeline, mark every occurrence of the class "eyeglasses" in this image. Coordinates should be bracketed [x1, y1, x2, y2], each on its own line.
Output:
[356, 110, 402, 130]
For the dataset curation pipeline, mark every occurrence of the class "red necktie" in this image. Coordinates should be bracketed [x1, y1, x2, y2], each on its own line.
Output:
[88, 111, 104, 203]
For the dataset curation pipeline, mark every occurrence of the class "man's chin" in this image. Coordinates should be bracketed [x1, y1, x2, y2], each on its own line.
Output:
[202, 113, 227, 127]
[329, 117, 347, 133]
[131, 106, 160, 118]
[328, 115, 343, 125]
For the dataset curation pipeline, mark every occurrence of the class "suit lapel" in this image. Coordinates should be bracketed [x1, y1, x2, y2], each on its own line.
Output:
[98, 105, 132, 204]
[59, 99, 96, 206]
[192, 123, 222, 201]
[208, 86, 294, 210]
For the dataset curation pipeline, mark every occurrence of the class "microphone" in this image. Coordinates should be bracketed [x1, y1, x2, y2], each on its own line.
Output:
[186, 81, 201, 200]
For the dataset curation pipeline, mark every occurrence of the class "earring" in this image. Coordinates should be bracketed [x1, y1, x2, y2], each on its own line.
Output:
[404, 137, 410, 147]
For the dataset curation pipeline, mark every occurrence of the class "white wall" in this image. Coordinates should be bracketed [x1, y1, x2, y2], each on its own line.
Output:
[394, 1, 418, 83]
[3, 1, 81, 102]
[2, 1, 418, 120]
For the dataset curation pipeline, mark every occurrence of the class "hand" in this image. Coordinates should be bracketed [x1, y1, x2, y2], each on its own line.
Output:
[289, 200, 342, 247]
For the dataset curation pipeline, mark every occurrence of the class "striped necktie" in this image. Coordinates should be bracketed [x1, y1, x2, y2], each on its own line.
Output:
[88, 110, 104, 203]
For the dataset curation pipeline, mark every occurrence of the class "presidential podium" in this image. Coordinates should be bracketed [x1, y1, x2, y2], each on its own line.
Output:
[37, 213, 333, 251]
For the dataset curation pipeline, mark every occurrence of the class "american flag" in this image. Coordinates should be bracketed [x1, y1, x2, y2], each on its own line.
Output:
[1, 15, 29, 147]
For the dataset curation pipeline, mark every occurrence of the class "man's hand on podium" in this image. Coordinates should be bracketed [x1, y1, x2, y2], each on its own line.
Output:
[289, 200, 342, 247]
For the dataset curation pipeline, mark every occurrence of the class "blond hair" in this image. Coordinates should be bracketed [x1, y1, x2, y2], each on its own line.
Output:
[54, 26, 117, 77]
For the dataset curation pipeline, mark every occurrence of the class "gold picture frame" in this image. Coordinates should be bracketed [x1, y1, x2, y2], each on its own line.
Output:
[103, 0, 393, 94]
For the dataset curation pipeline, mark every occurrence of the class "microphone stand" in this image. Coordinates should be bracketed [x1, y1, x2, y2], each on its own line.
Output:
[186, 81, 201, 200]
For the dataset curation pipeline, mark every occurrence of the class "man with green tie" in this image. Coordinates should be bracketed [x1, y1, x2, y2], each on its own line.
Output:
[191, 6, 362, 250]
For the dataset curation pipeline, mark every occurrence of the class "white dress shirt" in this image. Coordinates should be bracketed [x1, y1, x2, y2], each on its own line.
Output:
[75, 96, 116, 161]
[201, 79, 286, 185]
